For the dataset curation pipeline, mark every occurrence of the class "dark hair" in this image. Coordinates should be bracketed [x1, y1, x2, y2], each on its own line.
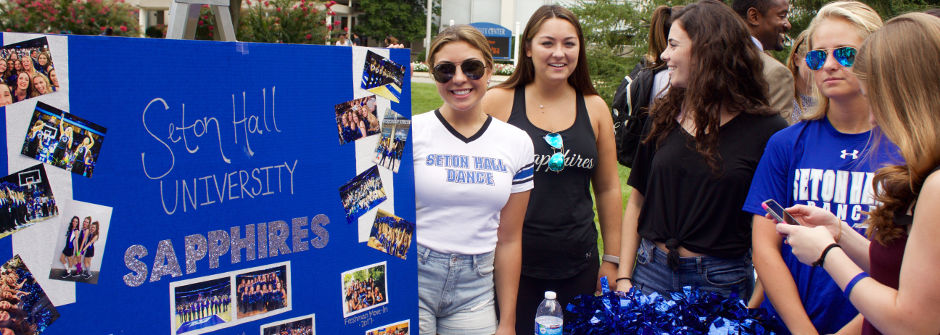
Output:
[925, 8, 940, 18]
[647, 5, 684, 69]
[731, 0, 775, 18]
[497, 5, 597, 96]
[645, 0, 772, 172]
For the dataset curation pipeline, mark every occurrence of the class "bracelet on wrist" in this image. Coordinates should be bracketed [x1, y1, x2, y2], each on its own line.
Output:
[843, 272, 869, 299]
[602, 254, 620, 264]
[813, 243, 841, 267]
[615, 277, 632, 283]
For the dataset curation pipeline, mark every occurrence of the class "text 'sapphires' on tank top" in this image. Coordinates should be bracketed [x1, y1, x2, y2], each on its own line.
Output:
[508, 86, 599, 279]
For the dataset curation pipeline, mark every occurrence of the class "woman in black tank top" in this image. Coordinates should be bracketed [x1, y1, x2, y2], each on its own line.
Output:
[482, 5, 623, 334]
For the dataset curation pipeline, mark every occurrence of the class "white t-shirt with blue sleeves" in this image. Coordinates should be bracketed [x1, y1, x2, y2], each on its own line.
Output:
[414, 110, 534, 255]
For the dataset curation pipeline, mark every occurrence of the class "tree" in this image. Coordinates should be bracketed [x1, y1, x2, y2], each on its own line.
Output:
[355, 0, 428, 46]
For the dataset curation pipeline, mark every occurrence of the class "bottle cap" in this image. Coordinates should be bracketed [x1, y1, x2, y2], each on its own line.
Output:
[544, 291, 556, 300]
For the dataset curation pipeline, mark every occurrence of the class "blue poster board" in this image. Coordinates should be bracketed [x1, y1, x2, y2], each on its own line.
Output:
[0, 33, 415, 335]
[470, 22, 513, 60]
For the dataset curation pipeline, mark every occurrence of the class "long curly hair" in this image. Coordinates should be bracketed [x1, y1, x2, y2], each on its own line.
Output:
[855, 13, 940, 244]
[644, 0, 773, 173]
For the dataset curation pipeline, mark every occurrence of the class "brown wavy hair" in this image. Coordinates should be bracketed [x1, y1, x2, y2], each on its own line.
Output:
[644, 0, 773, 173]
[646, 5, 684, 70]
[496, 5, 596, 96]
[854, 13, 940, 245]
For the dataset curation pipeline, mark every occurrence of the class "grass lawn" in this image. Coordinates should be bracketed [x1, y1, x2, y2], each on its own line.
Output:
[411, 80, 631, 260]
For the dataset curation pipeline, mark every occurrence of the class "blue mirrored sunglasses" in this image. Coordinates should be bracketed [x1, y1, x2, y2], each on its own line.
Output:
[543, 133, 564, 172]
[805, 46, 857, 71]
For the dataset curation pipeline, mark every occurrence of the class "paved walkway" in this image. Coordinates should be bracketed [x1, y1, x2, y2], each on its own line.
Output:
[411, 71, 510, 85]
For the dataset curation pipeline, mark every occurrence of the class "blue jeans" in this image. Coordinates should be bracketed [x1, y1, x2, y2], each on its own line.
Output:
[417, 244, 497, 335]
[632, 238, 753, 299]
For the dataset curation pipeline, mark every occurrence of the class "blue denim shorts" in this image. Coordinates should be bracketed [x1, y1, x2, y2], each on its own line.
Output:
[417, 244, 497, 335]
[632, 238, 753, 299]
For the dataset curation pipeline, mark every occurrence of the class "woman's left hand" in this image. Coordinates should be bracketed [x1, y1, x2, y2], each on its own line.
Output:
[776, 224, 837, 266]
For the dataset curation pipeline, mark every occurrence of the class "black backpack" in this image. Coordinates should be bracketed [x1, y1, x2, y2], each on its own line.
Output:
[612, 63, 657, 168]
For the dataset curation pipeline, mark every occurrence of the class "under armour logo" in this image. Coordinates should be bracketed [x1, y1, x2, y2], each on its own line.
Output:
[841, 149, 859, 159]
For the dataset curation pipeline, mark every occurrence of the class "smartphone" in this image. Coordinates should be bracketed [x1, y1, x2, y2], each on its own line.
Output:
[762, 199, 799, 225]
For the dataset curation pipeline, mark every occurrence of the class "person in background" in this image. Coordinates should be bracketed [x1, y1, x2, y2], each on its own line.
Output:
[483, 5, 622, 333]
[351, 33, 361, 46]
[617, 0, 787, 299]
[414, 24, 533, 335]
[732, 0, 795, 118]
[785, 30, 815, 123]
[777, 12, 940, 335]
[334, 33, 351, 46]
[743, 2, 889, 333]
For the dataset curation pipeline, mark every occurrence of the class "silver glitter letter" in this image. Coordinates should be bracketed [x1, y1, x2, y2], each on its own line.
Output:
[151, 239, 183, 282]
[124, 244, 149, 287]
[257, 222, 268, 259]
[207, 230, 230, 269]
[291, 217, 309, 253]
[184, 234, 208, 274]
[230, 224, 256, 264]
[267, 220, 291, 257]
[309, 214, 330, 249]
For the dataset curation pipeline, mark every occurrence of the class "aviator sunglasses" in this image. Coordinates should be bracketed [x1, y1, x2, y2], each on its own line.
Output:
[805, 46, 857, 71]
[543, 133, 565, 172]
[432, 59, 486, 83]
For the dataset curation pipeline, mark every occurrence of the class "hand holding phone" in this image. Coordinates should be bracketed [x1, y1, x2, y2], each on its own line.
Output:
[762, 199, 799, 225]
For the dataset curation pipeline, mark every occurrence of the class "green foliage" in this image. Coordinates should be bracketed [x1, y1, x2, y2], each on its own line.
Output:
[355, 0, 428, 44]
[0, 0, 141, 36]
[235, 0, 331, 43]
[411, 82, 442, 115]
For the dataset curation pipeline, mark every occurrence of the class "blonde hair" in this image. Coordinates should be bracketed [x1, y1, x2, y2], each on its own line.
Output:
[785, 30, 810, 108]
[801, 1, 883, 120]
[856, 13, 940, 244]
[426, 25, 494, 70]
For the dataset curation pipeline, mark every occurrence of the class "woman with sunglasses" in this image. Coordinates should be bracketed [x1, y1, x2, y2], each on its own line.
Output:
[616, 0, 787, 299]
[776, 13, 940, 335]
[482, 5, 622, 333]
[742, 2, 894, 334]
[413, 24, 533, 335]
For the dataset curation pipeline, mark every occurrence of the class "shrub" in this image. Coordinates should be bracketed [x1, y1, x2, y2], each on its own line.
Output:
[0, 0, 141, 36]
[236, 0, 334, 44]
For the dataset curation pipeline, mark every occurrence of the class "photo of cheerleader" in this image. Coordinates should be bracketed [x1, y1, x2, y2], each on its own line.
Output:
[19, 102, 106, 178]
[338, 166, 387, 223]
[335, 95, 380, 145]
[367, 210, 414, 260]
[260, 315, 315, 335]
[0, 164, 58, 239]
[340, 261, 387, 317]
[365, 320, 409, 335]
[360, 51, 406, 102]
[235, 265, 289, 319]
[0, 255, 59, 335]
[372, 109, 410, 173]
[0, 37, 57, 106]
[171, 277, 232, 334]
[46, 200, 112, 284]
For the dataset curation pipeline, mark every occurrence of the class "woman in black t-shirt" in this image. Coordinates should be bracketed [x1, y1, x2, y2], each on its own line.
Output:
[615, 0, 786, 299]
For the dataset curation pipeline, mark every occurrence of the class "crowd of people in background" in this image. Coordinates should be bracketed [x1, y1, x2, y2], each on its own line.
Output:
[0, 48, 58, 107]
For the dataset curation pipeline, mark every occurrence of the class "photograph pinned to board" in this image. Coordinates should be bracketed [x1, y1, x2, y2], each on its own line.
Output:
[367, 209, 414, 260]
[335, 95, 380, 145]
[20, 101, 106, 178]
[0, 36, 60, 107]
[0, 163, 58, 239]
[47, 200, 113, 284]
[340, 261, 387, 318]
[259, 313, 315, 335]
[338, 166, 387, 224]
[365, 320, 410, 335]
[360, 50, 406, 103]
[234, 263, 290, 320]
[372, 109, 410, 173]
[0, 255, 60, 335]
[171, 276, 233, 335]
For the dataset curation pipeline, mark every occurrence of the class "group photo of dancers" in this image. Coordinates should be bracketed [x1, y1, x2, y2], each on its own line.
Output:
[373, 110, 410, 173]
[341, 262, 387, 317]
[367, 210, 414, 260]
[0, 255, 59, 335]
[0, 165, 57, 239]
[46, 200, 110, 284]
[339, 166, 387, 223]
[361, 51, 406, 102]
[172, 277, 232, 334]
[235, 266, 288, 319]
[0, 37, 59, 107]
[261, 316, 314, 335]
[20, 102, 106, 178]
[335, 95, 380, 145]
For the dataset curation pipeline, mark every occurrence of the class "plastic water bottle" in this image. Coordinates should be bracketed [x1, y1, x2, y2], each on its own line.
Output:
[534, 290, 563, 335]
